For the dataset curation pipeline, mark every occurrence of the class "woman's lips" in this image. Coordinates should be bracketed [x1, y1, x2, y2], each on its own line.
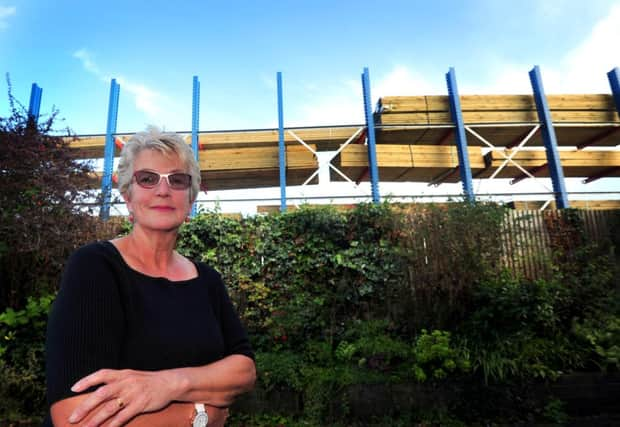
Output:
[151, 206, 175, 211]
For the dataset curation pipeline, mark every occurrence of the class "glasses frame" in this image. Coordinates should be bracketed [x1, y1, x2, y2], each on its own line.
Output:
[132, 170, 192, 191]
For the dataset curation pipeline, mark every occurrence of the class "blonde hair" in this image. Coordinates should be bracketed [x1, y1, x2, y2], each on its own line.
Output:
[117, 126, 201, 201]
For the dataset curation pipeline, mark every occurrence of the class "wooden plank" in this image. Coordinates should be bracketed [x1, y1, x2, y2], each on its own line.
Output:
[201, 168, 317, 191]
[378, 94, 616, 113]
[199, 145, 317, 171]
[67, 127, 361, 158]
[511, 200, 620, 210]
[487, 149, 620, 167]
[378, 110, 620, 125]
[335, 145, 485, 182]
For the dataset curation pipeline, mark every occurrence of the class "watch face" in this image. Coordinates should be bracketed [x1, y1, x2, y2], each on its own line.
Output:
[193, 412, 208, 427]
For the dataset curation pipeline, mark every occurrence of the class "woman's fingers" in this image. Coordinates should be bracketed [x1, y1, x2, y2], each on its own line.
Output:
[79, 398, 126, 427]
[69, 383, 119, 423]
[68, 369, 177, 424]
[72, 369, 121, 392]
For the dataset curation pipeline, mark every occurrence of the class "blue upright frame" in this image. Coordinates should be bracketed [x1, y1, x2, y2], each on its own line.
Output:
[608, 67, 620, 117]
[277, 72, 287, 212]
[445, 67, 474, 202]
[529, 66, 569, 209]
[191, 75, 201, 217]
[100, 79, 120, 220]
[28, 83, 43, 122]
[361, 67, 381, 204]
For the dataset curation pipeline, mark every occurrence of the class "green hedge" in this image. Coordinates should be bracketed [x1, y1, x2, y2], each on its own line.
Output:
[1, 203, 618, 425]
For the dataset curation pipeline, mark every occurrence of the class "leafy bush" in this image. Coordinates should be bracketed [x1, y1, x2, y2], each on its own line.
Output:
[1, 194, 618, 424]
[0, 78, 122, 310]
[412, 329, 470, 382]
[0, 294, 53, 424]
[573, 315, 620, 372]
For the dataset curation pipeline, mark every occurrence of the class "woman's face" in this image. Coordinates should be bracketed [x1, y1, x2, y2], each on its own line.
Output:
[123, 149, 192, 232]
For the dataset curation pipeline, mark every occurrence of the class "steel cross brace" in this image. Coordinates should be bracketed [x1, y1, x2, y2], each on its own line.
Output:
[465, 126, 553, 196]
[286, 128, 370, 206]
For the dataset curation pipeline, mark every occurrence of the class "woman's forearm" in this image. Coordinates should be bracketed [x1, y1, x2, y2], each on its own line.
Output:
[53, 355, 255, 426]
[53, 400, 228, 427]
[120, 403, 228, 427]
[169, 354, 256, 407]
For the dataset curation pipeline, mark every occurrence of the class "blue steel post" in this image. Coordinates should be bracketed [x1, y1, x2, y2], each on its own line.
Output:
[191, 75, 200, 217]
[100, 79, 120, 220]
[446, 67, 474, 202]
[361, 67, 380, 204]
[529, 66, 569, 209]
[277, 72, 287, 212]
[608, 67, 620, 117]
[27, 83, 42, 123]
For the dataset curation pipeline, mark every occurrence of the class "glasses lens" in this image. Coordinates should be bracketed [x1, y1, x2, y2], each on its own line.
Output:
[168, 173, 191, 190]
[134, 171, 160, 188]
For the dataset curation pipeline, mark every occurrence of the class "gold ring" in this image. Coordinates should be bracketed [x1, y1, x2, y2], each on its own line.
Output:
[117, 398, 124, 408]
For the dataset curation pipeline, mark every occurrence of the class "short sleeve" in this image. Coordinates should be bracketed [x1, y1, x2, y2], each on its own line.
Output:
[203, 266, 255, 360]
[45, 243, 126, 406]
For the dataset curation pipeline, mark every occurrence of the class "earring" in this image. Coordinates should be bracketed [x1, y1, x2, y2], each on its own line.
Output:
[128, 213, 134, 223]
[185, 216, 191, 223]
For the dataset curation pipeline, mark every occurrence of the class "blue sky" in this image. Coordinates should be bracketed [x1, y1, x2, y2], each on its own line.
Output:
[1, 1, 619, 210]
[2, 0, 619, 134]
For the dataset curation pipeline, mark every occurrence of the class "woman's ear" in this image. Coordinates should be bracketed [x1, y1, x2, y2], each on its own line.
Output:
[122, 191, 132, 211]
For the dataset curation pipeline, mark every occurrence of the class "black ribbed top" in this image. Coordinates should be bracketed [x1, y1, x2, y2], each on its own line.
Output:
[44, 241, 253, 424]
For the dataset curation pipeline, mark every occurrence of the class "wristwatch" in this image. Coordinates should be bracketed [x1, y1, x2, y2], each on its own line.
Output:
[191, 403, 208, 427]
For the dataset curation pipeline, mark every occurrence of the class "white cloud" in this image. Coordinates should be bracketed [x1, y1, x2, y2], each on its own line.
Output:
[73, 49, 102, 75]
[73, 49, 187, 129]
[466, 3, 620, 94]
[551, 3, 620, 93]
[0, 5, 16, 30]
[373, 66, 443, 97]
[286, 67, 444, 127]
[288, 78, 363, 126]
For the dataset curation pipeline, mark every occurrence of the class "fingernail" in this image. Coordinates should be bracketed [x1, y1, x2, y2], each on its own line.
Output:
[68, 413, 78, 423]
[71, 382, 80, 392]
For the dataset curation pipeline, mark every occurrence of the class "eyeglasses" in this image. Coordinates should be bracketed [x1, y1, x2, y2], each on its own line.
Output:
[132, 170, 192, 190]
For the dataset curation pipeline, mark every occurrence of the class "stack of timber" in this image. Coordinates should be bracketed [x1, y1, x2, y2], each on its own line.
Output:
[477, 149, 620, 179]
[80, 144, 319, 191]
[332, 144, 485, 182]
[199, 145, 318, 191]
[376, 94, 620, 125]
[67, 93, 619, 190]
[375, 94, 620, 148]
[65, 126, 362, 159]
[509, 200, 620, 210]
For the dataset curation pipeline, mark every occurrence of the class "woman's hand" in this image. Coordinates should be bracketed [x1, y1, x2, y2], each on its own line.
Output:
[67, 368, 182, 426]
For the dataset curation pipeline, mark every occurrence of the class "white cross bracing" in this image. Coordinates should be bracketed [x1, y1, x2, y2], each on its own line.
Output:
[286, 127, 371, 208]
[464, 124, 555, 210]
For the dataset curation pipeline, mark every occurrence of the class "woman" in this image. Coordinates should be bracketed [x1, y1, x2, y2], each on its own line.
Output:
[44, 127, 256, 426]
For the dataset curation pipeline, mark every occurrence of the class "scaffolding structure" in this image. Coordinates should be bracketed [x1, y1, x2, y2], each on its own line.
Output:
[25, 66, 620, 219]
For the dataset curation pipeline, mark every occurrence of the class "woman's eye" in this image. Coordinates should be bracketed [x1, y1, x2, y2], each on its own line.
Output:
[139, 174, 158, 184]
[169, 176, 183, 185]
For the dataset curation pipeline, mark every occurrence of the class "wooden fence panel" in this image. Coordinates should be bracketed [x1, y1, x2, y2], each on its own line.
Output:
[499, 209, 617, 279]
